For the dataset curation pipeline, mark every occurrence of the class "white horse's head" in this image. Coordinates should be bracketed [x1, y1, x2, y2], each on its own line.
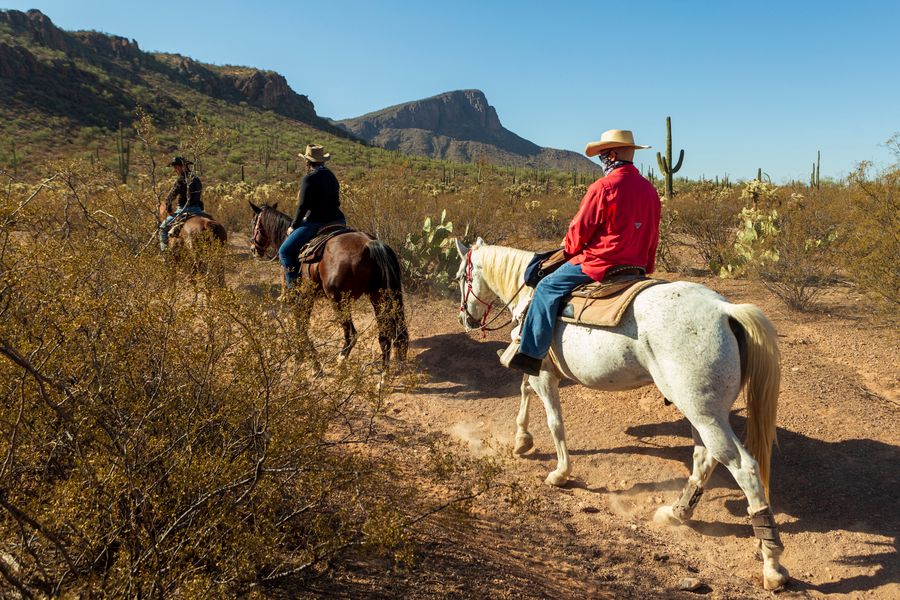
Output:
[454, 237, 497, 331]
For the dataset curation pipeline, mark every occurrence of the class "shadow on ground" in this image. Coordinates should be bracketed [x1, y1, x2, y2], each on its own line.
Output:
[597, 415, 900, 596]
[412, 332, 574, 399]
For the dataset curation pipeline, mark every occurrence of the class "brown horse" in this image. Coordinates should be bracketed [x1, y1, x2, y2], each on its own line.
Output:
[249, 202, 408, 371]
[158, 198, 228, 253]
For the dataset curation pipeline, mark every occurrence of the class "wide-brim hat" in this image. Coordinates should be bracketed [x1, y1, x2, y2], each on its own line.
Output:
[584, 130, 650, 157]
[169, 156, 193, 167]
[298, 144, 331, 163]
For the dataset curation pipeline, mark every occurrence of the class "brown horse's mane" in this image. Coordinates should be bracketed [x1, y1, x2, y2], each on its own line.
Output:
[259, 204, 292, 248]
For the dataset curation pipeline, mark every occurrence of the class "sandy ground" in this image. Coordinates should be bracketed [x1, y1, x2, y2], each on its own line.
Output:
[230, 236, 899, 599]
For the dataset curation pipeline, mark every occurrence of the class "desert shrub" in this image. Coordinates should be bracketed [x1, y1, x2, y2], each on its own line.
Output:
[840, 162, 900, 307]
[204, 180, 296, 235]
[671, 186, 744, 272]
[0, 169, 510, 596]
[750, 195, 840, 310]
[655, 196, 680, 271]
[529, 208, 567, 241]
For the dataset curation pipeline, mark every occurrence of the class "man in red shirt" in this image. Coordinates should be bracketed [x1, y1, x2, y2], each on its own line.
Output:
[504, 130, 660, 375]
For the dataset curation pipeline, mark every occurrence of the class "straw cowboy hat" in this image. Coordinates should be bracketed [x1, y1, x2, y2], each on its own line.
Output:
[584, 130, 650, 157]
[298, 144, 331, 163]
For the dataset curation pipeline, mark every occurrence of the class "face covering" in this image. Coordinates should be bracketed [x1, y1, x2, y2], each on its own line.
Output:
[599, 152, 632, 175]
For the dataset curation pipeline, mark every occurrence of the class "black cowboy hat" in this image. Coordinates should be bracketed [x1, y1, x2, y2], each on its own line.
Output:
[169, 156, 194, 167]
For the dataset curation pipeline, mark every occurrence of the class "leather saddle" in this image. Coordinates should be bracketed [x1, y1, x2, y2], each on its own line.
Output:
[559, 272, 665, 327]
[297, 223, 356, 264]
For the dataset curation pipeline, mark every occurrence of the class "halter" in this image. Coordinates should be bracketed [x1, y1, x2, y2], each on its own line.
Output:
[459, 250, 526, 335]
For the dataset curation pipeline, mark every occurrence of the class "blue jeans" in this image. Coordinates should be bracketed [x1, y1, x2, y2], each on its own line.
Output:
[278, 219, 345, 286]
[519, 261, 593, 359]
[159, 206, 203, 247]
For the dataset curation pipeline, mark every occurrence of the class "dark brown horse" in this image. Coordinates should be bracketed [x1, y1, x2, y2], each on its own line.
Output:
[249, 202, 408, 371]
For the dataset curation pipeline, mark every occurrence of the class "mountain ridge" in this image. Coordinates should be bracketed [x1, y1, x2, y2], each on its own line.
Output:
[0, 8, 348, 136]
[0, 9, 597, 176]
[338, 90, 599, 171]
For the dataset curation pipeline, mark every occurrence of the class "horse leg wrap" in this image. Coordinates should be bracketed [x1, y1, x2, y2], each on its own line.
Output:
[750, 506, 783, 550]
[672, 479, 703, 521]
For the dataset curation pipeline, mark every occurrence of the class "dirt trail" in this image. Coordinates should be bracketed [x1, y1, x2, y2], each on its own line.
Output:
[390, 274, 899, 599]
[228, 237, 898, 598]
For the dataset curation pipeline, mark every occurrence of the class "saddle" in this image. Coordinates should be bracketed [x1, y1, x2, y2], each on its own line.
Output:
[169, 211, 214, 238]
[297, 223, 356, 264]
[559, 271, 665, 327]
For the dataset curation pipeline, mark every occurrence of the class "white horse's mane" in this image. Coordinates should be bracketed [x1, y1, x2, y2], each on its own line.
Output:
[478, 245, 534, 303]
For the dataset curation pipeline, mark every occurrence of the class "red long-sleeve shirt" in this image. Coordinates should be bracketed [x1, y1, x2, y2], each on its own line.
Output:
[564, 164, 661, 281]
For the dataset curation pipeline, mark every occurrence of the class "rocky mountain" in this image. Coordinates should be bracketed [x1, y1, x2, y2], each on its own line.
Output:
[337, 90, 599, 171]
[0, 8, 348, 136]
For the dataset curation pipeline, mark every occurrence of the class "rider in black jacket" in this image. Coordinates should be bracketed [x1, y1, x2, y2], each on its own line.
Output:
[279, 145, 346, 288]
[159, 156, 203, 250]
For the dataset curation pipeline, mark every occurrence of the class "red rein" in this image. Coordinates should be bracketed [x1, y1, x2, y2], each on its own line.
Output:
[460, 251, 494, 337]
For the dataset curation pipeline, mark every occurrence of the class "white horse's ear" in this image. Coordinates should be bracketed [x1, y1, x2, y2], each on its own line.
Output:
[454, 238, 468, 258]
[474, 236, 485, 248]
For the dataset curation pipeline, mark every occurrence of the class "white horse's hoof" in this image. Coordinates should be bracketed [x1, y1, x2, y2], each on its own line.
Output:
[513, 433, 533, 456]
[763, 564, 789, 590]
[545, 470, 569, 487]
[653, 505, 684, 526]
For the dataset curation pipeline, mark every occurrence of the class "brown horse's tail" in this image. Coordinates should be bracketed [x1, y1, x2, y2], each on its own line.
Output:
[367, 240, 409, 359]
[210, 221, 228, 244]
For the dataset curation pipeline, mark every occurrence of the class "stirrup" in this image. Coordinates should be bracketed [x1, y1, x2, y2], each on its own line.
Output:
[498, 341, 520, 367]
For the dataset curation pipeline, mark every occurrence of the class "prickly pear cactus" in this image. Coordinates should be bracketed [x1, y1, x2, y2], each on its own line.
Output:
[401, 210, 466, 289]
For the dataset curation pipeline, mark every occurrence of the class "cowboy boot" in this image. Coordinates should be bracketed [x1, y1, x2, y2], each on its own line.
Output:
[498, 341, 542, 376]
[277, 266, 296, 303]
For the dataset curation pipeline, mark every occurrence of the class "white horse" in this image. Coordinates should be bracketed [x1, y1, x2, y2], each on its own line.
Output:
[454, 238, 789, 590]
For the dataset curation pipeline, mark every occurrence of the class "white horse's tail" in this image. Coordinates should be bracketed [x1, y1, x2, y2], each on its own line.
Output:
[723, 303, 781, 496]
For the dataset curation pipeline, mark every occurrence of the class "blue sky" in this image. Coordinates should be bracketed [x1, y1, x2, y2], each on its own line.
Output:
[4, 0, 899, 181]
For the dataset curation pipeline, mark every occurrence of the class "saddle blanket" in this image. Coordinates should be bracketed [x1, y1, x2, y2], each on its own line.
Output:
[559, 275, 665, 327]
[297, 223, 356, 264]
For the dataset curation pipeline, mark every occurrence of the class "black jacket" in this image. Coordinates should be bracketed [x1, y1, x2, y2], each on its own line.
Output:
[291, 166, 343, 228]
[166, 173, 203, 211]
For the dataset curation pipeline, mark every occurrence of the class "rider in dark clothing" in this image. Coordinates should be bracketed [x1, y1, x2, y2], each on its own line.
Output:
[279, 144, 346, 288]
[159, 156, 203, 250]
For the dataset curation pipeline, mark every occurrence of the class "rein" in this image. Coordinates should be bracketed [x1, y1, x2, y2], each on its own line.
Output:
[460, 250, 527, 336]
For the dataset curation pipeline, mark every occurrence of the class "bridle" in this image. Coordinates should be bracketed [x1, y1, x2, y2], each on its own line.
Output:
[249, 212, 267, 257]
[249, 210, 278, 261]
[459, 250, 526, 335]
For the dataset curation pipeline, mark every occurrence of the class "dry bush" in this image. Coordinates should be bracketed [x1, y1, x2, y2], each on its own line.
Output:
[205, 180, 296, 235]
[0, 169, 512, 597]
[751, 194, 841, 310]
[840, 162, 900, 307]
[670, 186, 744, 273]
[655, 196, 680, 271]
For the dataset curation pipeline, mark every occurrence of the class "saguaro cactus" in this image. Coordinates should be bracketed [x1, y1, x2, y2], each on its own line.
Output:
[656, 116, 684, 199]
[810, 150, 821, 189]
[116, 123, 130, 184]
